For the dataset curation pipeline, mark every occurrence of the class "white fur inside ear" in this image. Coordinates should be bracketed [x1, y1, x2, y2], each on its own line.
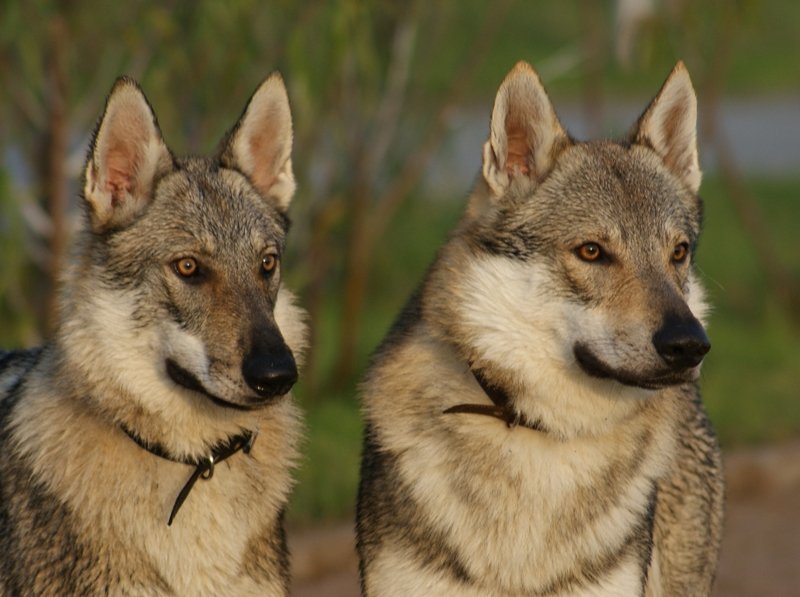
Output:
[84, 81, 171, 229]
[482, 62, 566, 198]
[635, 63, 702, 193]
[226, 74, 296, 211]
[482, 140, 510, 197]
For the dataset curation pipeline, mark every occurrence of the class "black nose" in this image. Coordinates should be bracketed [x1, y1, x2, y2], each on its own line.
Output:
[242, 349, 298, 399]
[653, 314, 710, 370]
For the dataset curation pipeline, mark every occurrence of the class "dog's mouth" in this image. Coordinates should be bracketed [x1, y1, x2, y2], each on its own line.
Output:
[573, 343, 698, 390]
[165, 359, 276, 410]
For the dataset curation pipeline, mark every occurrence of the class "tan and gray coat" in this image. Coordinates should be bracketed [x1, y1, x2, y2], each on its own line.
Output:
[0, 73, 306, 596]
[357, 62, 724, 597]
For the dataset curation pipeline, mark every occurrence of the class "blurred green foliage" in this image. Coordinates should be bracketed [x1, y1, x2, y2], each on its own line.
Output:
[0, 166, 38, 344]
[289, 175, 800, 524]
[1, 0, 798, 525]
[699, 178, 800, 445]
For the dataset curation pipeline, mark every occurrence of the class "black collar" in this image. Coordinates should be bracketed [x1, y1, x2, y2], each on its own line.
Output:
[443, 367, 547, 433]
[121, 424, 257, 526]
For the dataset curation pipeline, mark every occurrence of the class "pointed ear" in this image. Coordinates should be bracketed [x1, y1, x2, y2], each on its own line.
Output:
[631, 61, 701, 193]
[83, 77, 173, 230]
[482, 61, 569, 198]
[219, 73, 295, 212]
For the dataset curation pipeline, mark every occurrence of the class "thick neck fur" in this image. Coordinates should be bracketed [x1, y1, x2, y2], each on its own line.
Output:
[47, 232, 307, 459]
[420, 235, 664, 441]
[361, 234, 682, 593]
[9, 334, 300, 594]
[9, 355, 297, 594]
[363, 276, 679, 593]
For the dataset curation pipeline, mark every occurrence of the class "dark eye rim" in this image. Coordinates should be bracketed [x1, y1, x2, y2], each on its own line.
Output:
[672, 242, 690, 264]
[574, 242, 606, 263]
[261, 252, 280, 276]
[171, 256, 207, 283]
[173, 257, 199, 277]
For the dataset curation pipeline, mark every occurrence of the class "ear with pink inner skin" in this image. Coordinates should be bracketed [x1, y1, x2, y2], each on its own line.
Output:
[631, 61, 702, 194]
[482, 61, 570, 199]
[219, 73, 296, 212]
[83, 77, 173, 231]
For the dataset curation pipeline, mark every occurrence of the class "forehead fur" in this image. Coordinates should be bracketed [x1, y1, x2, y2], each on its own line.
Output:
[127, 158, 289, 255]
[468, 140, 702, 258]
[542, 142, 698, 226]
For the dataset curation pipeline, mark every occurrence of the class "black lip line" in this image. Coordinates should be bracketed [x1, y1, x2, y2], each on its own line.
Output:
[572, 343, 695, 390]
[165, 358, 266, 411]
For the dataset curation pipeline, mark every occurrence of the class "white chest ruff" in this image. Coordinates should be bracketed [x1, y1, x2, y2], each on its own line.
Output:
[394, 414, 667, 595]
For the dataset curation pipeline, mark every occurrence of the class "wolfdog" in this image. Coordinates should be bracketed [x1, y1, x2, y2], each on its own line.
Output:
[357, 61, 724, 596]
[0, 73, 306, 595]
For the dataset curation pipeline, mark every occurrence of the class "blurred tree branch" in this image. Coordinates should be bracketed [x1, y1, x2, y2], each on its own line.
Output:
[330, 0, 516, 387]
[43, 14, 69, 332]
[696, 3, 800, 326]
[579, 0, 605, 137]
[4, 0, 792, 400]
[368, 0, 515, 242]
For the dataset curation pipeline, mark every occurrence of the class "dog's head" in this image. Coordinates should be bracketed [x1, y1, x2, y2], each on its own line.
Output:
[70, 74, 305, 413]
[440, 62, 709, 392]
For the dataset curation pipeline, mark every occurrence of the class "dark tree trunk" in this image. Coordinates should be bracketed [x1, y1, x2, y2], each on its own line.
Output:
[44, 15, 69, 334]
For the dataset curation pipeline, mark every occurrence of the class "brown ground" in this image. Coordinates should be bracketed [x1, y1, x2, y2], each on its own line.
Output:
[289, 440, 800, 597]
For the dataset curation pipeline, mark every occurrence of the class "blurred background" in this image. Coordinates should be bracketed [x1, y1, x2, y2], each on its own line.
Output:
[1, 1, 798, 595]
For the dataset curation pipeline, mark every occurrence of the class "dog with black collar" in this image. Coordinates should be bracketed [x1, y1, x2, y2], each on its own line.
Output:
[0, 73, 306, 595]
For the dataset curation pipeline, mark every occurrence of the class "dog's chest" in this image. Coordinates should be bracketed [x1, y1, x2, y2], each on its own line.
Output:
[396, 417, 667, 594]
[103, 452, 285, 594]
[9, 373, 297, 594]
[16, 416, 285, 593]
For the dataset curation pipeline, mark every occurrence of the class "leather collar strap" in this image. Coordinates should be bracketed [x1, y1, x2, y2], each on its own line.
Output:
[121, 424, 257, 526]
[443, 368, 547, 433]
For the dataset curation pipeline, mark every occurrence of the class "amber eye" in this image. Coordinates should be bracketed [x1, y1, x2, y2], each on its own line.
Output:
[261, 253, 278, 276]
[672, 243, 689, 264]
[576, 242, 603, 263]
[174, 257, 199, 278]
